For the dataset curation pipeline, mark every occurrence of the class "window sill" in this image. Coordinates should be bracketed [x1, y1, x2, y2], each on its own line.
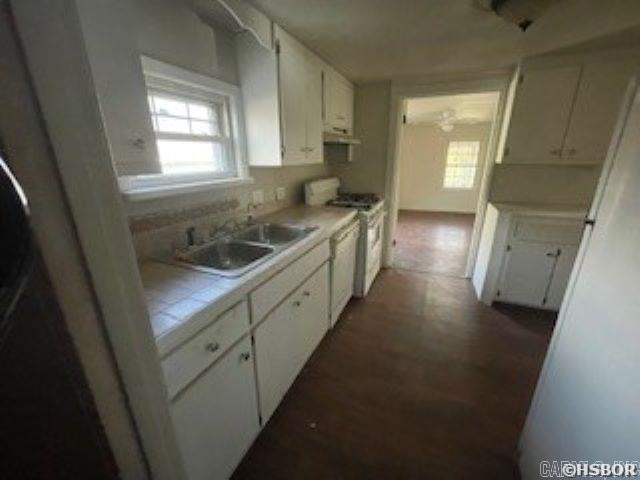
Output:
[120, 176, 254, 202]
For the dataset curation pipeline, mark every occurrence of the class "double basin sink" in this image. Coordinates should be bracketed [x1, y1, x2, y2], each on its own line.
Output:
[176, 222, 316, 277]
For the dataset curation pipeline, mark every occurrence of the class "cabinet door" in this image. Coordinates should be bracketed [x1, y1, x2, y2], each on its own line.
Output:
[295, 262, 330, 362]
[562, 60, 635, 165]
[304, 58, 324, 164]
[505, 66, 581, 164]
[253, 293, 297, 423]
[171, 337, 259, 480]
[497, 243, 557, 307]
[253, 263, 329, 423]
[545, 244, 579, 310]
[325, 69, 354, 135]
[278, 31, 308, 165]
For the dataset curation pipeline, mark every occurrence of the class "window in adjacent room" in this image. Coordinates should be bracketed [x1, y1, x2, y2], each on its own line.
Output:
[442, 140, 480, 189]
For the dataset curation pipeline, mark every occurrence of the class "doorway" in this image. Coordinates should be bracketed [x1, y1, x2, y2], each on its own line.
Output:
[392, 92, 501, 277]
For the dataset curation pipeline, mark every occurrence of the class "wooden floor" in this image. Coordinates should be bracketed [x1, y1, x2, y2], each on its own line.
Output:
[233, 268, 556, 479]
[393, 210, 475, 276]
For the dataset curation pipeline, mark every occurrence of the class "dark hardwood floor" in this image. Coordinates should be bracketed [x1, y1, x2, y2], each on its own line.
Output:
[233, 269, 555, 479]
[393, 210, 475, 277]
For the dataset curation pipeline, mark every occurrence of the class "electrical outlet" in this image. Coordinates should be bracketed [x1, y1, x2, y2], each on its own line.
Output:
[276, 187, 286, 201]
[252, 190, 264, 205]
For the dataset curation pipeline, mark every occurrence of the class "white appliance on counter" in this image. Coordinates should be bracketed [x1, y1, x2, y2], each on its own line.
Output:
[305, 178, 385, 301]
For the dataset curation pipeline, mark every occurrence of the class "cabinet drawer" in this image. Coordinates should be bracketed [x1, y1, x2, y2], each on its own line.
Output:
[251, 240, 330, 322]
[162, 301, 250, 398]
[512, 218, 583, 245]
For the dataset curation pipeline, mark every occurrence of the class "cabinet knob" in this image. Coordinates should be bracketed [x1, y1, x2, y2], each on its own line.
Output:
[205, 342, 220, 353]
[550, 148, 561, 156]
[567, 148, 577, 156]
[293, 300, 301, 307]
[239, 352, 251, 362]
[303, 291, 311, 297]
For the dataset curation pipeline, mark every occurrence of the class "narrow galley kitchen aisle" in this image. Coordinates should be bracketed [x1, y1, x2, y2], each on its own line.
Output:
[233, 268, 556, 478]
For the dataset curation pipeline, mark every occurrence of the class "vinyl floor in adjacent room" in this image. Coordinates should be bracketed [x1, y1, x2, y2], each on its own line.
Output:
[233, 268, 556, 479]
[393, 210, 476, 277]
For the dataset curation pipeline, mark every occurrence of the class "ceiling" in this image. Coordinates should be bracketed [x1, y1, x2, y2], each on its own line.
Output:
[406, 92, 499, 127]
[247, 0, 640, 82]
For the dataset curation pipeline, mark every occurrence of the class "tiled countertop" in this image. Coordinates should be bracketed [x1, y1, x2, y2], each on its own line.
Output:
[141, 205, 357, 356]
[490, 202, 589, 219]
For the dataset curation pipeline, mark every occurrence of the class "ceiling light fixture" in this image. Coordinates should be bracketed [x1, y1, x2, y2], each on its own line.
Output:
[473, 0, 562, 31]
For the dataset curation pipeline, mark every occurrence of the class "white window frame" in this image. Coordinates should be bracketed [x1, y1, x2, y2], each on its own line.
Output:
[442, 140, 481, 190]
[119, 56, 251, 201]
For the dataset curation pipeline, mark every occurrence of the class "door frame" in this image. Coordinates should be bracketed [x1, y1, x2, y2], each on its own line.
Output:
[382, 72, 513, 277]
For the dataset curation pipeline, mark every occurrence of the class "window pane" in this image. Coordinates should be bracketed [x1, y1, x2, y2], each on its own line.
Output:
[153, 96, 187, 117]
[443, 141, 480, 189]
[188, 103, 212, 120]
[190, 120, 216, 136]
[156, 115, 190, 134]
[157, 139, 228, 175]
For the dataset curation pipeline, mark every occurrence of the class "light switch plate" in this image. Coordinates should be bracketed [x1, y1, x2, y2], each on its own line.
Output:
[252, 190, 264, 205]
[276, 187, 286, 201]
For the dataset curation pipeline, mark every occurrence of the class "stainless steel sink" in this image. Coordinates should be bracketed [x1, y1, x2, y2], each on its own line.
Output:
[177, 240, 275, 276]
[174, 222, 316, 277]
[234, 223, 311, 245]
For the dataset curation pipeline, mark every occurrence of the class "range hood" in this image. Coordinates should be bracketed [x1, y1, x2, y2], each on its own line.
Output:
[323, 131, 361, 146]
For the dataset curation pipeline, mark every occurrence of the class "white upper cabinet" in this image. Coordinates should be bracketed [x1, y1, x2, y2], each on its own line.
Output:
[562, 60, 636, 165]
[236, 24, 324, 166]
[278, 29, 309, 165]
[323, 66, 354, 135]
[504, 58, 635, 165]
[504, 66, 581, 164]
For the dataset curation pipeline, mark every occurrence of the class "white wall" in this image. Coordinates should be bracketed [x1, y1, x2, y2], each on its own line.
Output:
[397, 123, 491, 213]
[132, 0, 238, 85]
[489, 163, 601, 206]
[330, 82, 391, 195]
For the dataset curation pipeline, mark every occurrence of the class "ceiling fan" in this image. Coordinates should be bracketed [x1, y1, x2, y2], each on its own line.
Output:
[433, 109, 483, 133]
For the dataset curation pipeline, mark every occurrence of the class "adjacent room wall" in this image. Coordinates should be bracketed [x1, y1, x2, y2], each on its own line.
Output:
[330, 82, 391, 195]
[398, 122, 491, 213]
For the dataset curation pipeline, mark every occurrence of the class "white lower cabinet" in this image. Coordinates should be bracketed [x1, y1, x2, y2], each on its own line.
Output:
[170, 337, 259, 480]
[497, 242, 579, 310]
[544, 244, 579, 310]
[253, 262, 330, 423]
[164, 243, 333, 479]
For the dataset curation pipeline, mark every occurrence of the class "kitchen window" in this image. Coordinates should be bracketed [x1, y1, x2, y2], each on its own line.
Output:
[442, 141, 480, 190]
[119, 57, 250, 200]
[148, 90, 232, 176]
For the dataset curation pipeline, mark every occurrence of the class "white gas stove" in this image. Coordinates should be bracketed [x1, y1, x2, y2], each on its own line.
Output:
[305, 178, 385, 297]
